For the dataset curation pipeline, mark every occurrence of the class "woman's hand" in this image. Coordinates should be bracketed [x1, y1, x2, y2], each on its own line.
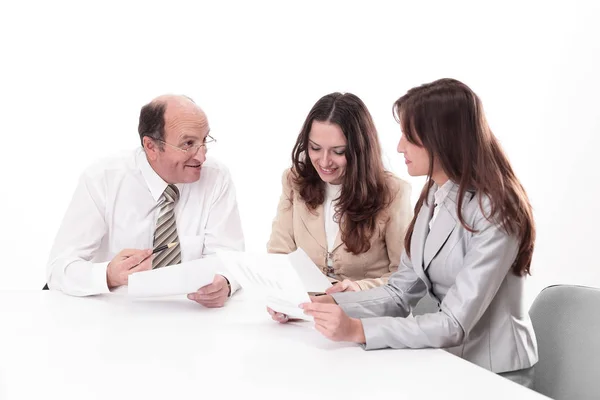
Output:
[267, 294, 336, 323]
[267, 306, 294, 323]
[300, 302, 366, 343]
[325, 279, 360, 295]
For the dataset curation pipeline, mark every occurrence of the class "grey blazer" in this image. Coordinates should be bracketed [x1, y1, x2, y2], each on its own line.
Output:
[332, 182, 538, 373]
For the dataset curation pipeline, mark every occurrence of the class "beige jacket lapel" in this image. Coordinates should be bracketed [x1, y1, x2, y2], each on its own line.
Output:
[298, 203, 327, 250]
[331, 227, 344, 252]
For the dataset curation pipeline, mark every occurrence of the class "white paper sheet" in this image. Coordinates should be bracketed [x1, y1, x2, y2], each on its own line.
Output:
[216, 248, 332, 320]
[287, 247, 333, 293]
[128, 258, 217, 297]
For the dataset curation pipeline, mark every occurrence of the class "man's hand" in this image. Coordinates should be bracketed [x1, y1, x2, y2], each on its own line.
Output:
[325, 279, 360, 295]
[300, 302, 366, 343]
[107, 248, 153, 289]
[187, 274, 230, 308]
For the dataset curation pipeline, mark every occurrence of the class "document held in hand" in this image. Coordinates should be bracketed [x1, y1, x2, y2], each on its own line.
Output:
[216, 248, 332, 321]
[128, 258, 217, 297]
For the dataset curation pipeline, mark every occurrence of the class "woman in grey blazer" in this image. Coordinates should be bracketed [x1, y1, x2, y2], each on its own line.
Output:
[270, 78, 538, 387]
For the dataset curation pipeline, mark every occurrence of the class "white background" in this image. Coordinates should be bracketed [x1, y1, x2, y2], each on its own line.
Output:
[0, 0, 598, 308]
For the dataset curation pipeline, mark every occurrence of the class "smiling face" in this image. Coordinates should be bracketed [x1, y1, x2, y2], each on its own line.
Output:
[307, 120, 348, 185]
[144, 97, 209, 184]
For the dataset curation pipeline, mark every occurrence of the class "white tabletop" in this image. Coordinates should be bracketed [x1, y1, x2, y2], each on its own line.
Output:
[0, 290, 548, 400]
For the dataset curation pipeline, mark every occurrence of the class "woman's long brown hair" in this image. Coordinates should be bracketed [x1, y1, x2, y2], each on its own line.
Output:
[291, 92, 393, 254]
[394, 79, 535, 276]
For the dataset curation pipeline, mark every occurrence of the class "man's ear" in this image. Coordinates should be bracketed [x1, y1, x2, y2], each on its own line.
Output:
[143, 136, 159, 161]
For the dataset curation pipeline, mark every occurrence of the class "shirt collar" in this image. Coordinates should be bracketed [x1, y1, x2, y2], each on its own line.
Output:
[434, 179, 455, 207]
[136, 148, 174, 202]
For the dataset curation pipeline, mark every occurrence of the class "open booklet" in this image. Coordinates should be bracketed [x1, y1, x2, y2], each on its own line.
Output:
[216, 248, 332, 321]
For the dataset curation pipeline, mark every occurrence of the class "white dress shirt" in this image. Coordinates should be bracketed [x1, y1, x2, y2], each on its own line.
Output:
[47, 148, 245, 296]
[429, 180, 454, 230]
[323, 183, 342, 266]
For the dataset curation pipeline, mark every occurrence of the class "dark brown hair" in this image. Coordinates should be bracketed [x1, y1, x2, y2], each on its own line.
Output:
[137, 95, 195, 150]
[138, 101, 167, 148]
[394, 78, 535, 276]
[291, 92, 393, 254]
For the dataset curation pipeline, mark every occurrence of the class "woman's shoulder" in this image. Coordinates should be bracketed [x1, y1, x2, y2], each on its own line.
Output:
[280, 168, 304, 204]
[378, 173, 412, 220]
[462, 191, 500, 228]
[280, 167, 298, 188]
[384, 172, 412, 199]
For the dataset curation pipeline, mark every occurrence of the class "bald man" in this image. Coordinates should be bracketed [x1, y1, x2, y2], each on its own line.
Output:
[46, 95, 244, 307]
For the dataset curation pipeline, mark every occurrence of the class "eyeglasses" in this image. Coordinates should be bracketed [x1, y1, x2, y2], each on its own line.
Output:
[152, 134, 216, 154]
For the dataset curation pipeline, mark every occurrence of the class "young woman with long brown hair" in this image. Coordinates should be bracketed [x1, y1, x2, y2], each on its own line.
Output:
[266, 92, 412, 293]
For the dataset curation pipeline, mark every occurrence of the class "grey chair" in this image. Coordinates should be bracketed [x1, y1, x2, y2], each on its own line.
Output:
[529, 284, 600, 400]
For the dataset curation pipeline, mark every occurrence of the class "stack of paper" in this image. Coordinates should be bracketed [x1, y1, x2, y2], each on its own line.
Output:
[217, 248, 331, 320]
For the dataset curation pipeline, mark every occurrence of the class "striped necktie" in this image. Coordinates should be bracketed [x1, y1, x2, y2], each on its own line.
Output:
[152, 184, 181, 269]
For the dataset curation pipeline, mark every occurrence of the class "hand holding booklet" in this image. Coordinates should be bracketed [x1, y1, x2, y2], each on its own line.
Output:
[216, 248, 332, 321]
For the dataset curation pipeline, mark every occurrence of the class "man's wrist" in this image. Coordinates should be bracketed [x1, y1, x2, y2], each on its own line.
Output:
[106, 266, 116, 289]
[222, 275, 231, 297]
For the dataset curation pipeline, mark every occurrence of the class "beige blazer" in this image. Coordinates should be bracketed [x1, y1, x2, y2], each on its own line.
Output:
[332, 182, 538, 373]
[267, 169, 412, 290]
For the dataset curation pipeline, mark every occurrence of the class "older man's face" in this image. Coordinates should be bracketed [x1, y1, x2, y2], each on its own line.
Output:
[152, 107, 209, 184]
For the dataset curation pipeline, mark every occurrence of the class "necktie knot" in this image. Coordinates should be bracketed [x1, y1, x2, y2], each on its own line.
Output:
[163, 184, 179, 203]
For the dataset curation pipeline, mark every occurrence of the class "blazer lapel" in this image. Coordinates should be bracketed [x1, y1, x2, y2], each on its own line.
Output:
[299, 203, 327, 250]
[422, 184, 475, 270]
[423, 203, 457, 270]
[411, 187, 435, 289]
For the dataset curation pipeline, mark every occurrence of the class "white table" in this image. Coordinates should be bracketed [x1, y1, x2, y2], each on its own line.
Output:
[0, 290, 549, 400]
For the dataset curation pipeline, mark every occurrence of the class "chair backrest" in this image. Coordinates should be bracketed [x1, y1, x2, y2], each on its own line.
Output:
[529, 284, 600, 400]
